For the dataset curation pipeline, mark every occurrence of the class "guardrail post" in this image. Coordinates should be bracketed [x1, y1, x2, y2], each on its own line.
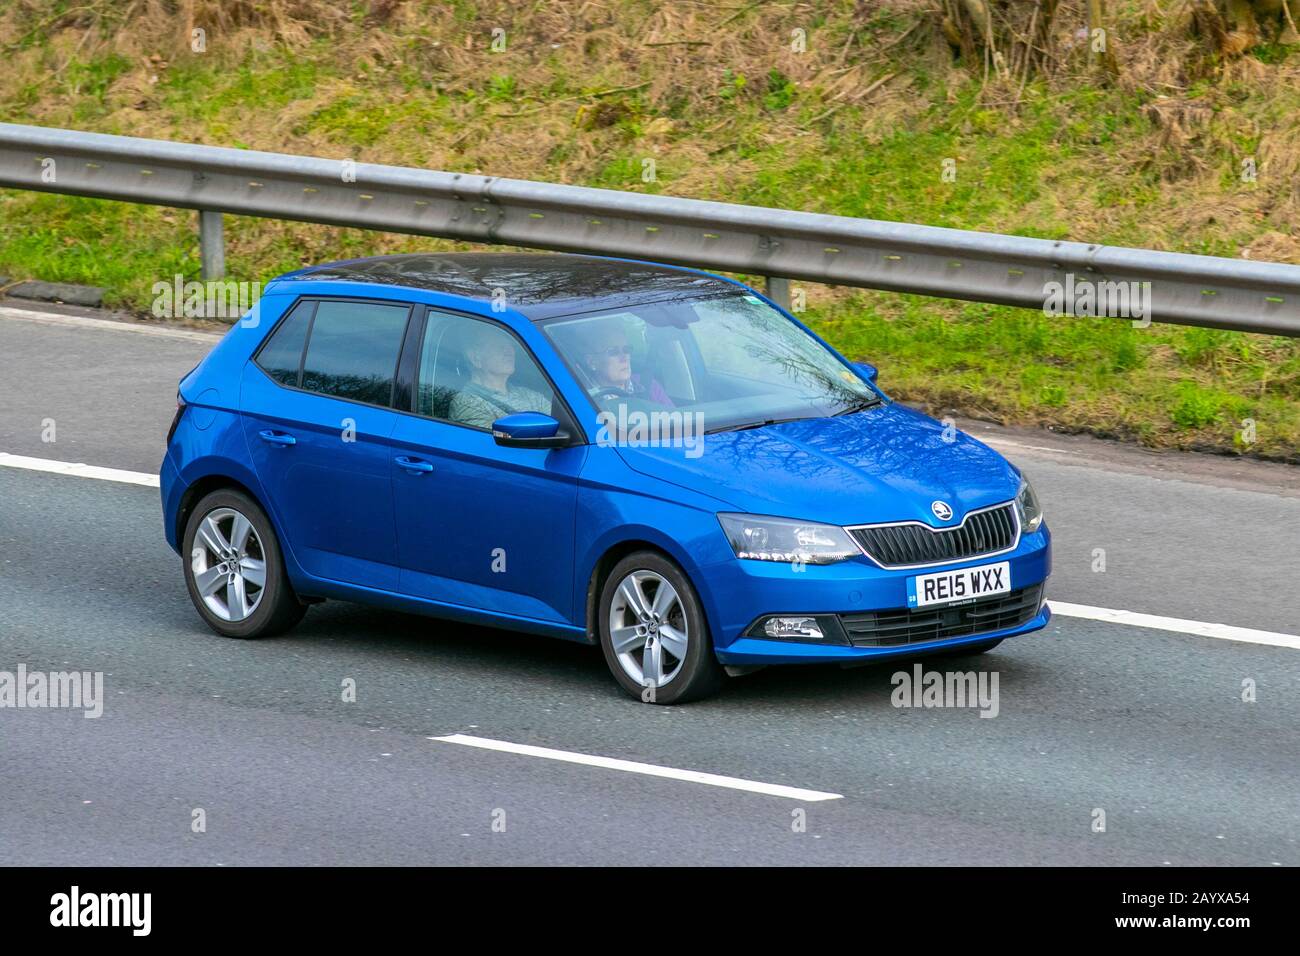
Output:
[764, 275, 791, 311]
[199, 209, 225, 280]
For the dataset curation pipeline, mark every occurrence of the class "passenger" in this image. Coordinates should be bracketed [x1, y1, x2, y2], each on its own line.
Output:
[581, 320, 673, 406]
[449, 322, 551, 428]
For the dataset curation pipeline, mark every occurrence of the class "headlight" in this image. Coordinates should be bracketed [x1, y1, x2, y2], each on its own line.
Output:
[1015, 477, 1044, 533]
[718, 513, 859, 565]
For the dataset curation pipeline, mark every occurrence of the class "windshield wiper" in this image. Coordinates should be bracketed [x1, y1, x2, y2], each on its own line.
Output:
[832, 396, 884, 416]
[706, 416, 808, 435]
[708, 401, 882, 434]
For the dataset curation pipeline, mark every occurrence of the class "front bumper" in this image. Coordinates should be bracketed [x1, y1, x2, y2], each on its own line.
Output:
[702, 526, 1051, 665]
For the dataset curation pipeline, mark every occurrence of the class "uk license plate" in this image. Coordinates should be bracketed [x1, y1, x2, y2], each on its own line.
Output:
[907, 561, 1011, 608]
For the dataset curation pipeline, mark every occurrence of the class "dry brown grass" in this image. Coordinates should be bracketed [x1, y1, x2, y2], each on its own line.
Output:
[3, 1, 1297, 259]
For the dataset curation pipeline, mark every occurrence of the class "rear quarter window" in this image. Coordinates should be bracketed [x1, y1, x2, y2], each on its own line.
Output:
[254, 299, 314, 387]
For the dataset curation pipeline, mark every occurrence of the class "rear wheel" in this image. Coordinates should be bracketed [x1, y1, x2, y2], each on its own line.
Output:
[182, 488, 306, 638]
[598, 551, 725, 704]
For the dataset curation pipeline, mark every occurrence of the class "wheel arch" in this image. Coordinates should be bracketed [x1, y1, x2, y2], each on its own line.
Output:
[175, 473, 264, 549]
[583, 538, 704, 645]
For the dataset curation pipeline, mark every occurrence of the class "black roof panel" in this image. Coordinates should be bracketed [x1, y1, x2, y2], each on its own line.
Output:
[280, 252, 738, 320]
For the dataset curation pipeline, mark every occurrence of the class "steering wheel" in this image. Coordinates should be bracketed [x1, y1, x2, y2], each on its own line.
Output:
[591, 387, 628, 402]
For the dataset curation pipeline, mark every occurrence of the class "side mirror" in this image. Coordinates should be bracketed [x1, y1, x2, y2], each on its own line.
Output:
[853, 361, 879, 383]
[491, 412, 570, 449]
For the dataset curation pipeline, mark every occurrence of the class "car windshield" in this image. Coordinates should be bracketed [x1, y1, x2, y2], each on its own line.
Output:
[540, 293, 880, 434]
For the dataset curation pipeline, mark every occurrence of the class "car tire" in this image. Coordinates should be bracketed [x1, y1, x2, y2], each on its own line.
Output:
[598, 551, 725, 704]
[182, 488, 306, 639]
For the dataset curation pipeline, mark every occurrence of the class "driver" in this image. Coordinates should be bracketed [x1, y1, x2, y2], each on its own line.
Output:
[449, 322, 552, 428]
[581, 319, 672, 406]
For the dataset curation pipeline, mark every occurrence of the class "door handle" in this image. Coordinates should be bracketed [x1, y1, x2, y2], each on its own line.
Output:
[395, 456, 434, 474]
[259, 430, 296, 447]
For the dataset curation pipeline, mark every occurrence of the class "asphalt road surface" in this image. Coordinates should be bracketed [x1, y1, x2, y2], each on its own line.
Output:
[1, 303, 1297, 865]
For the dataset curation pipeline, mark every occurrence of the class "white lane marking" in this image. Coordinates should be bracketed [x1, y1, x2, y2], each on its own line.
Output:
[1050, 601, 1300, 650]
[0, 453, 159, 487]
[3, 452, 1297, 650]
[429, 733, 844, 801]
[0, 305, 221, 343]
[977, 435, 1077, 456]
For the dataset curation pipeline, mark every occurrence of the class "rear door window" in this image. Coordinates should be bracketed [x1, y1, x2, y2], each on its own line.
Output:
[293, 299, 411, 406]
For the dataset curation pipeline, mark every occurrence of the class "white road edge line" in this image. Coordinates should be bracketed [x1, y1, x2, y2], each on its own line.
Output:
[977, 436, 1078, 457]
[429, 733, 844, 801]
[0, 453, 160, 487]
[3, 452, 1297, 649]
[1049, 601, 1300, 650]
[0, 305, 221, 342]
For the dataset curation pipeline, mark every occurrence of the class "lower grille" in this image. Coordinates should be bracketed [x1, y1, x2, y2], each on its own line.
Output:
[848, 503, 1018, 568]
[840, 584, 1044, 648]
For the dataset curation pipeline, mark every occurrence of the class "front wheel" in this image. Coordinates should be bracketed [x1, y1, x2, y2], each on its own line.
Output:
[181, 488, 306, 639]
[598, 551, 725, 704]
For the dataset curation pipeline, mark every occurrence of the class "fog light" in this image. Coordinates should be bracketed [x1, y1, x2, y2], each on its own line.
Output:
[763, 617, 824, 640]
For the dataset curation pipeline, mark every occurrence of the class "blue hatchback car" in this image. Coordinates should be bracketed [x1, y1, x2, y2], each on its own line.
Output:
[162, 253, 1051, 703]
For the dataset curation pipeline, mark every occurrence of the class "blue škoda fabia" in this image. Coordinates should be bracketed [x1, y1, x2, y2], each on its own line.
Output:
[162, 253, 1051, 703]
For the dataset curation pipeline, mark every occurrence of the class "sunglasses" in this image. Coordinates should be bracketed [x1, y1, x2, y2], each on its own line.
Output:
[592, 345, 632, 358]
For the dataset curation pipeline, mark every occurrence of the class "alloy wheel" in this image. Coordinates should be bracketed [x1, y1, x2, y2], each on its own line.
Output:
[607, 569, 689, 688]
[190, 506, 267, 622]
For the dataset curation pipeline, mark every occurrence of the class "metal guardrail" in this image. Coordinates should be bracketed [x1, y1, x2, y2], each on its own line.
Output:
[1, 122, 1298, 336]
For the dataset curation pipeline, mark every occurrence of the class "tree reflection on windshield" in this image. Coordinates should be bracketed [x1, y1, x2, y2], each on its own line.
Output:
[542, 293, 881, 435]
